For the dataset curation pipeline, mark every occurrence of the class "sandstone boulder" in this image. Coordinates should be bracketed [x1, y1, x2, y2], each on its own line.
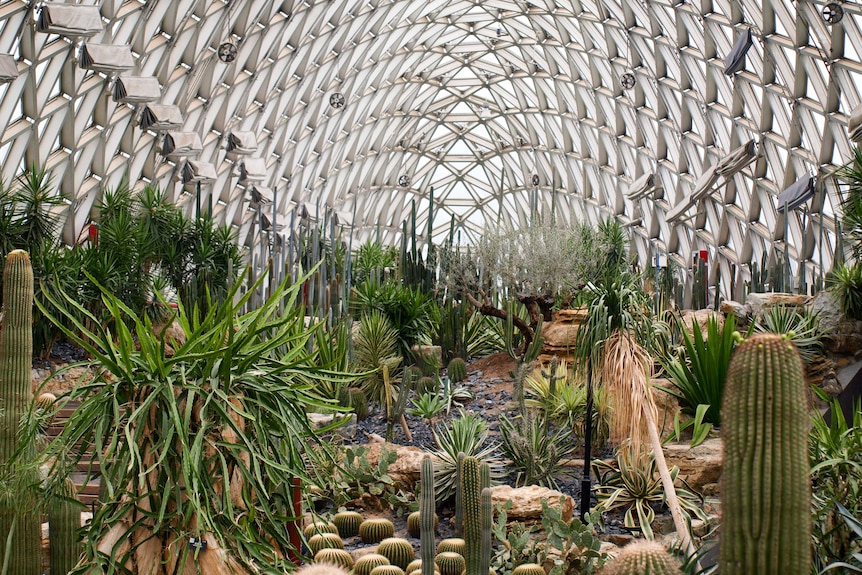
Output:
[489, 485, 574, 522]
[365, 437, 429, 489]
[650, 379, 684, 438]
[745, 292, 809, 320]
[678, 309, 723, 335]
[720, 300, 749, 323]
[663, 437, 723, 492]
[542, 308, 587, 353]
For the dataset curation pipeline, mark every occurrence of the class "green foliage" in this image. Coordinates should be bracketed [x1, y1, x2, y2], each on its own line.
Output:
[409, 391, 447, 423]
[38, 269, 350, 572]
[354, 240, 398, 285]
[431, 411, 505, 500]
[836, 144, 862, 257]
[828, 263, 862, 321]
[353, 310, 403, 409]
[352, 279, 436, 355]
[498, 411, 578, 490]
[595, 449, 707, 541]
[660, 314, 738, 426]
[310, 445, 398, 508]
[538, 501, 607, 575]
[490, 501, 540, 573]
[810, 398, 862, 572]
[721, 334, 811, 575]
[754, 305, 824, 365]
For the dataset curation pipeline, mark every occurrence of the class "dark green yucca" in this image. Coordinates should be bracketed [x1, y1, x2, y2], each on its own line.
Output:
[721, 334, 811, 575]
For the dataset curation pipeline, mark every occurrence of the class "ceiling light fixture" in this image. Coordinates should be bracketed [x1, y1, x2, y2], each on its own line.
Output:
[823, 2, 844, 24]
[620, 72, 636, 90]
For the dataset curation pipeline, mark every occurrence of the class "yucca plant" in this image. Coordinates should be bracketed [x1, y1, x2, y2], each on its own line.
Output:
[594, 448, 707, 540]
[499, 410, 577, 490]
[659, 315, 738, 426]
[37, 269, 355, 573]
[754, 305, 824, 365]
[430, 410, 505, 500]
[353, 310, 403, 410]
[828, 263, 862, 321]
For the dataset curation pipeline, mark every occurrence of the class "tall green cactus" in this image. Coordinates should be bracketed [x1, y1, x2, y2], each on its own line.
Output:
[49, 477, 83, 575]
[0, 250, 42, 575]
[420, 456, 436, 575]
[454, 452, 465, 538]
[461, 455, 481, 575]
[480, 487, 492, 575]
[721, 333, 811, 575]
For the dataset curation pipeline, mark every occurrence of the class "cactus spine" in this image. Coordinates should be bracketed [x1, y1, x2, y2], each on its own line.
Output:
[314, 548, 354, 570]
[0, 250, 41, 575]
[354, 554, 391, 575]
[420, 456, 436, 575]
[359, 517, 395, 543]
[435, 552, 466, 575]
[377, 538, 415, 570]
[49, 477, 82, 575]
[332, 510, 363, 538]
[602, 540, 682, 575]
[721, 334, 811, 575]
[461, 455, 481, 575]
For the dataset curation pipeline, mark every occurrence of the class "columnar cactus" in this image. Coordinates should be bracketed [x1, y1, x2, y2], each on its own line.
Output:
[461, 455, 481, 575]
[480, 487, 492, 575]
[49, 477, 82, 575]
[454, 452, 465, 538]
[447, 357, 467, 383]
[0, 250, 41, 575]
[721, 333, 811, 575]
[420, 455, 436, 575]
[601, 540, 682, 575]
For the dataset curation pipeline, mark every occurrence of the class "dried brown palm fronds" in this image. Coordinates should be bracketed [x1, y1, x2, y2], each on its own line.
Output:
[600, 329, 656, 452]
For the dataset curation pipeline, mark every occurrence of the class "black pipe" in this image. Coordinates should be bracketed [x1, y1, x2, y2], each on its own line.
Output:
[580, 358, 593, 520]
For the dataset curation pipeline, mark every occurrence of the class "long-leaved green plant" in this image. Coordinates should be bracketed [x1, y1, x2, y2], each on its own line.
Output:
[431, 410, 505, 499]
[38, 269, 355, 573]
[659, 314, 738, 427]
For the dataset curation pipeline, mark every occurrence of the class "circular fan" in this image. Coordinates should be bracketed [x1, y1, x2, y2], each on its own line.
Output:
[329, 93, 345, 109]
[217, 42, 238, 63]
[531, 174, 540, 186]
[823, 2, 844, 24]
[398, 175, 411, 187]
[620, 72, 637, 90]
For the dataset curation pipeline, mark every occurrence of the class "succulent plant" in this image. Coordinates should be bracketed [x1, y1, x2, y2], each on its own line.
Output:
[408, 510, 438, 538]
[511, 564, 545, 575]
[461, 455, 481, 575]
[418, 376, 438, 395]
[369, 566, 406, 575]
[406, 559, 423, 574]
[304, 520, 339, 539]
[447, 357, 467, 383]
[342, 386, 369, 420]
[359, 517, 396, 543]
[377, 537, 416, 570]
[601, 540, 682, 575]
[420, 455, 436, 575]
[296, 563, 350, 575]
[353, 554, 391, 575]
[721, 333, 811, 575]
[49, 477, 82, 575]
[307, 532, 344, 555]
[436, 538, 466, 555]
[314, 548, 355, 570]
[435, 552, 467, 575]
[332, 510, 363, 538]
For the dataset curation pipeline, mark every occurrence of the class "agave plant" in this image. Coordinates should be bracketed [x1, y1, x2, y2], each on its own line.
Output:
[594, 448, 707, 540]
[754, 305, 824, 364]
[499, 410, 577, 490]
[38, 269, 352, 572]
[430, 410, 505, 499]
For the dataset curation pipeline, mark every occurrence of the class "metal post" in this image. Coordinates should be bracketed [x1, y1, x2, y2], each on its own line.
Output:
[580, 358, 594, 520]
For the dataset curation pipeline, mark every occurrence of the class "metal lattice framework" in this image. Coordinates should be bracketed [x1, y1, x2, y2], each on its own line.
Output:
[1, 0, 860, 297]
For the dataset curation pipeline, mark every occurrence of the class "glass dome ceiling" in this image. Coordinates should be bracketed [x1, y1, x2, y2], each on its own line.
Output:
[1, 0, 859, 296]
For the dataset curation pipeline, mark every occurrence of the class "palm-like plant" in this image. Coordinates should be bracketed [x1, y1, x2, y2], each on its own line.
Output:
[353, 310, 403, 409]
[754, 305, 824, 364]
[430, 410, 505, 500]
[828, 263, 862, 321]
[38, 270, 350, 573]
[14, 164, 64, 249]
[836, 145, 862, 256]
